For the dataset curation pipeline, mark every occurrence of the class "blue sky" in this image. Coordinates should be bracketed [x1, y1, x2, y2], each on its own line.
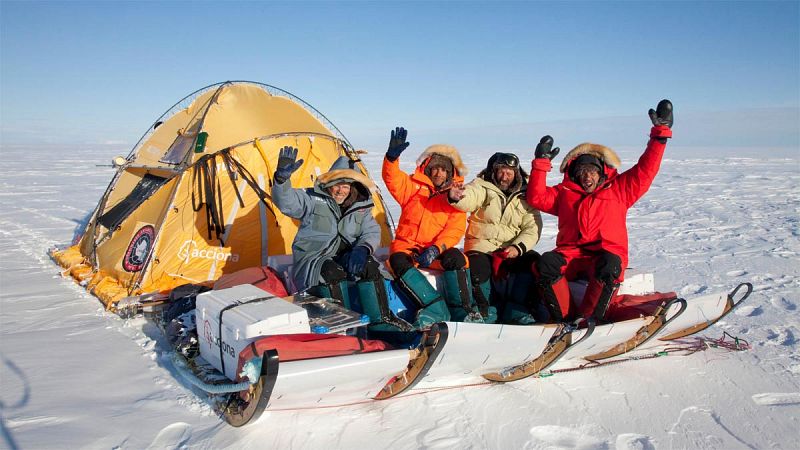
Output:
[1, 1, 798, 154]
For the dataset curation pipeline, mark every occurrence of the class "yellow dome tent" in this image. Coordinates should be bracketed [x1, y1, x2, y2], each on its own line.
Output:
[52, 81, 393, 309]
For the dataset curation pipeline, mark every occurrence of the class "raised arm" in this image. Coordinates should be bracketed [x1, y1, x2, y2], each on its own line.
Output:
[381, 126, 415, 205]
[271, 146, 311, 219]
[526, 135, 560, 215]
[616, 100, 674, 207]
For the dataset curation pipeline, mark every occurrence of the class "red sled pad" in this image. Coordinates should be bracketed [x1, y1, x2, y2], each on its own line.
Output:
[605, 291, 678, 322]
[235, 334, 393, 379]
[214, 266, 289, 297]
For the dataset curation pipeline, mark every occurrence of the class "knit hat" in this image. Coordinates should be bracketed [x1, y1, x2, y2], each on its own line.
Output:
[569, 154, 604, 180]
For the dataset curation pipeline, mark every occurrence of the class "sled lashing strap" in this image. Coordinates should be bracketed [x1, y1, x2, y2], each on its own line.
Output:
[97, 174, 169, 230]
[234, 334, 393, 381]
[604, 291, 678, 322]
[217, 292, 277, 377]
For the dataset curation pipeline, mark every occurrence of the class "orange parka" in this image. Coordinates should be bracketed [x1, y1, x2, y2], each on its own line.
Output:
[382, 145, 467, 255]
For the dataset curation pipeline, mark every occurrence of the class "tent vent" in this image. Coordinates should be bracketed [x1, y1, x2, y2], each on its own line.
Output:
[97, 174, 169, 230]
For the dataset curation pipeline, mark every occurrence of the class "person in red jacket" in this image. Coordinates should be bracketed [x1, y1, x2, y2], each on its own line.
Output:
[383, 127, 481, 327]
[526, 99, 673, 322]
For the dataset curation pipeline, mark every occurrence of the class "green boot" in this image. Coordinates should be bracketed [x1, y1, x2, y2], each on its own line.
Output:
[398, 268, 451, 329]
[442, 269, 484, 323]
[357, 278, 413, 332]
[309, 280, 351, 309]
[472, 276, 498, 324]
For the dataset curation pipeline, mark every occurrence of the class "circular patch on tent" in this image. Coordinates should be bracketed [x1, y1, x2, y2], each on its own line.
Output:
[123, 225, 155, 272]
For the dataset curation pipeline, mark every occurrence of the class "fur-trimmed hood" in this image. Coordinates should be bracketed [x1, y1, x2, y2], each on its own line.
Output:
[316, 156, 377, 208]
[559, 143, 622, 187]
[316, 156, 378, 193]
[559, 143, 621, 174]
[415, 144, 468, 177]
[317, 168, 377, 193]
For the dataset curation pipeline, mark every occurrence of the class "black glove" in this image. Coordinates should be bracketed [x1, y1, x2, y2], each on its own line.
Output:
[273, 146, 304, 184]
[386, 127, 410, 162]
[416, 245, 440, 268]
[534, 135, 560, 160]
[346, 246, 370, 276]
[649, 99, 673, 129]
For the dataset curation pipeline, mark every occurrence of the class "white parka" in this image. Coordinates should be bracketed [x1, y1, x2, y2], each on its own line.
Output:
[452, 175, 542, 254]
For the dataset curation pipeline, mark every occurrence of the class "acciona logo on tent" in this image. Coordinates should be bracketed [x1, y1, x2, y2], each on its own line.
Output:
[177, 240, 240, 264]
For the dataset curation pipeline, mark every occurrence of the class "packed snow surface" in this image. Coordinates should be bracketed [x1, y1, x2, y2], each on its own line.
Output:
[1, 143, 798, 449]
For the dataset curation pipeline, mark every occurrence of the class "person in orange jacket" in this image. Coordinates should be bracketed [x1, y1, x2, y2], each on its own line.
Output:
[382, 127, 483, 327]
[526, 100, 673, 322]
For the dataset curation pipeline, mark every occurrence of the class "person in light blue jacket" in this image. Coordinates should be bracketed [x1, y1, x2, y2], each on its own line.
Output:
[271, 146, 411, 332]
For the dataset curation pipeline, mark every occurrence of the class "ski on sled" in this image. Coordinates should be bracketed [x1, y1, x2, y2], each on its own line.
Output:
[481, 318, 597, 382]
[656, 282, 752, 341]
[374, 323, 449, 399]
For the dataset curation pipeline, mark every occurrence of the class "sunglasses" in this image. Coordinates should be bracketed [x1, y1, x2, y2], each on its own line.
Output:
[491, 152, 519, 168]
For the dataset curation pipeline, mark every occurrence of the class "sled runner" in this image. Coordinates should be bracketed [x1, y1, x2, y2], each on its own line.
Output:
[222, 349, 279, 427]
[218, 333, 407, 425]
[583, 296, 688, 361]
[374, 323, 448, 399]
[481, 319, 595, 382]
[656, 282, 752, 341]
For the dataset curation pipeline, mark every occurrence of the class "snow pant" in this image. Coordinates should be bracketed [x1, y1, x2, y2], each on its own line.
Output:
[486, 250, 542, 324]
[316, 249, 382, 308]
[464, 251, 509, 324]
[315, 258, 352, 308]
[534, 248, 622, 321]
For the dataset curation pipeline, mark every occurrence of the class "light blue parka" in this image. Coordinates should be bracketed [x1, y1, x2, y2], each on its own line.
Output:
[272, 157, 381, 291]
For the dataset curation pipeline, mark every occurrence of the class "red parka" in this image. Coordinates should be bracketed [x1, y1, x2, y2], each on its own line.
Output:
[526, 125, 672, 274]
[382, 145, 467, 256]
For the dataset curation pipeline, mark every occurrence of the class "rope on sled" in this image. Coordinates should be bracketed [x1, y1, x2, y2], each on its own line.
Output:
[539, 331, 751, 377]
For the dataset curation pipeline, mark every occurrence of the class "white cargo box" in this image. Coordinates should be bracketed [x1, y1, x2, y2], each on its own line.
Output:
[197, 284, 310, 380]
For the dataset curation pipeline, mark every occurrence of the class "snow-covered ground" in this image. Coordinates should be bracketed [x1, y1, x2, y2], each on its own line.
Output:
[1, 141, 798, 449]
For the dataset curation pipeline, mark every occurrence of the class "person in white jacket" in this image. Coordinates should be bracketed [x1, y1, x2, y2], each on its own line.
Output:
[449, 152, 543, 324]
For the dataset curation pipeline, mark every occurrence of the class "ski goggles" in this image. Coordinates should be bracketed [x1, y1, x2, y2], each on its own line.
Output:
[491, 152, 519, 168]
